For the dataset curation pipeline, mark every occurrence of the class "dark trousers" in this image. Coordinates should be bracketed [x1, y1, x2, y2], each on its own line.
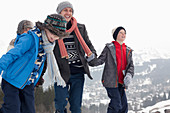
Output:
[105, 84, 128, 113]
[1, 79, 35, 113]
[54, 73, 84, 113]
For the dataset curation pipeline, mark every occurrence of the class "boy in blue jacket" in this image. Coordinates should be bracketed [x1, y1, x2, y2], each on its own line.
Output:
[0, 14, 69, 113]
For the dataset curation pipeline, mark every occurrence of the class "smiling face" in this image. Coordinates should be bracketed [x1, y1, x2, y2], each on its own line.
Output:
[116, 29, 126, 42]
[60, 7, 73, 22]
[44, 29, 60, 42]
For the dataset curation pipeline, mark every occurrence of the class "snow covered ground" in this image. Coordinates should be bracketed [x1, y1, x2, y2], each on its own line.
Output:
[138, 99, 170, 113]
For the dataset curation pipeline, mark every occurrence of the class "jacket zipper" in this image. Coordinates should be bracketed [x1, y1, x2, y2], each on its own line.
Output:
[20, 63, 34, 89]
[20, 75, 32, 89]
[14, 61, 27, 75]
[116, 45, 123, 87]
[126, 49, 132, 70]
[127, 49, 132, 60]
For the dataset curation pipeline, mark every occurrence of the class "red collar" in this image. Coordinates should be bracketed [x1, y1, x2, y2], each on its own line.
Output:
[112, 41, 125, 47]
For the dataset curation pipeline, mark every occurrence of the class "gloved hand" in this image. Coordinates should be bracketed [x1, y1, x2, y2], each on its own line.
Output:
[124, 73, 132, 87]
[85, 53, 95, 62]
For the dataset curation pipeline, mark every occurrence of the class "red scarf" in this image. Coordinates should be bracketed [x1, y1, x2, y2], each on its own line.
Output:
[58, 17, 92, 59]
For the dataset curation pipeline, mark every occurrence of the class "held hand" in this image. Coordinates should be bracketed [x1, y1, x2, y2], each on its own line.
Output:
[85, 53, 95, 62]
[124, 73, 132, 86]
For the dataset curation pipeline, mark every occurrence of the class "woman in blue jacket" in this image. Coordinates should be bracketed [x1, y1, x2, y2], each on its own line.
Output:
[0, 14, 69, 113]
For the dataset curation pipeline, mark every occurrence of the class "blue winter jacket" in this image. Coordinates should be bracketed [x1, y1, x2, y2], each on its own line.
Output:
[0, 29, 45, 89]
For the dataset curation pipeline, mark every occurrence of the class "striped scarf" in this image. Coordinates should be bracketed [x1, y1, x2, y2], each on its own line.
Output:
[58, 17, 92, 59]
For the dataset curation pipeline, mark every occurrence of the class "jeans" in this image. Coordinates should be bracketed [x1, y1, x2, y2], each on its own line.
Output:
[1, 79, 35, 113]
[54, 73, 84, 113]
[105, 84, 128, 113]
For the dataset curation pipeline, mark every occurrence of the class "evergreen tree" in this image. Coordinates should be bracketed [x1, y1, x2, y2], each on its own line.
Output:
[168, 91, 170, 99]
[82, 106, 89, 113]
[152, 95, 157, 105]
[89, 104, 98, 113]
[128, 103, 133, 110]
[99, 103, 107, 113]
[163, 92, 167, 100]
[34, 86, 55, 113]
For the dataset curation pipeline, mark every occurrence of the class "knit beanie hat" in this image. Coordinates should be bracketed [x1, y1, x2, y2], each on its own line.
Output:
[112, 26, 126, 40]
[17, 20, 34, 34]
[56, 1, 74, 14]
[36, 14, 69, 38]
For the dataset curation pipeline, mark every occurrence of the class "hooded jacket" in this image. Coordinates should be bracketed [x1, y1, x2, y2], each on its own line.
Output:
[0, 28, 45, 89]
[89, 42, 134, 88]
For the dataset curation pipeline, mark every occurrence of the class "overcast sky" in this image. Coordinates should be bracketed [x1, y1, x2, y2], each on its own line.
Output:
[0, 0, 170, 56]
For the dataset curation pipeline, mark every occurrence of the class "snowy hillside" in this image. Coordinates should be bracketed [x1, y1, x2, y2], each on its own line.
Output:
[133, 48, 170, 66]
[138, 99, 170, 113]
[128, 100, 170, 113]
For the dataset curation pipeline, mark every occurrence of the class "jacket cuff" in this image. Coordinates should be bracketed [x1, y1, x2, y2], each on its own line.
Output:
[86, 53, 95, 62]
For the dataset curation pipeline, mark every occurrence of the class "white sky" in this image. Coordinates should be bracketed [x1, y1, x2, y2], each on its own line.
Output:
[0, 0, 170, 56]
